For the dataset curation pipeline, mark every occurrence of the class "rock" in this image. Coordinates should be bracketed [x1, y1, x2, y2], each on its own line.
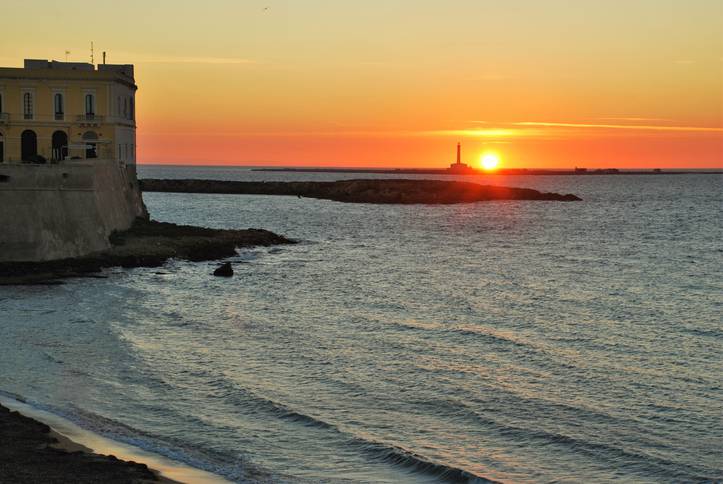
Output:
[0, 219, 293, 285]
[140, 178, 583, 204]
[213, 262, 234, 277]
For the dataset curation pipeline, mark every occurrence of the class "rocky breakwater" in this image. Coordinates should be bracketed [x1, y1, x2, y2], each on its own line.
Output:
[0, 219, 293, 284]
[140, 178, 582, 203]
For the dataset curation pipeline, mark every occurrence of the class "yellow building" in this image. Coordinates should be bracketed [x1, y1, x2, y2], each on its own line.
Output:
[0, 59, 137, 164]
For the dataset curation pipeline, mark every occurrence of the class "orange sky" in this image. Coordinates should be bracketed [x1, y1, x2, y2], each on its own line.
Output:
[2, 0, 722, 168]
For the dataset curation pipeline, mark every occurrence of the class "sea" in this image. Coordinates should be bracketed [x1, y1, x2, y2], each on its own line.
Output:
[1, 166, 721, 483]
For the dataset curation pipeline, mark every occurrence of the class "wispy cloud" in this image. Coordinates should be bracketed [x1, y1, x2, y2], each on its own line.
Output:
[144, 129, 423, 138]
[135, 56, 257, 65]
[146, 120, 723, 140]
[597, 117, 674, 123]
[425, 128, 542, 138]
[513, 121, 723, 133]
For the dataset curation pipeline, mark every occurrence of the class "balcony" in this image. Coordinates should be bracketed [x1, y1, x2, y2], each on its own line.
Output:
[0, 113, 8, 124]
[76, 114, 104, 127]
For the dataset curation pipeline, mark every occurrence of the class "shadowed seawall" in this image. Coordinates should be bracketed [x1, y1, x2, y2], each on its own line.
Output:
[0, 161, 147, 262]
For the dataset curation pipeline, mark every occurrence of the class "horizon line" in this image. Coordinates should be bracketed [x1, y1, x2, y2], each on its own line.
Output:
[137, 162, 723, 171]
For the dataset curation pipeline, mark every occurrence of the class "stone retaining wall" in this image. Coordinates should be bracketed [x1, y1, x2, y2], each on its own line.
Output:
[0, 160, 146, 262]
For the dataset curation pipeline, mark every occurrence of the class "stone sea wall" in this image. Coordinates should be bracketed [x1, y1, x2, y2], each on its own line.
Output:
[0, 160, 146, 262]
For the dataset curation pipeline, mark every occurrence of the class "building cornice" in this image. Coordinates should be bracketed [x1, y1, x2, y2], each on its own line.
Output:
[0, 69, 137, 90]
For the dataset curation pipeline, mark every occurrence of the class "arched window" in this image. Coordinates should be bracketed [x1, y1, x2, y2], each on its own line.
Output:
[54, 93, 64, 120]
[23, 92, 33, 120]
[85, 94, 95, 117]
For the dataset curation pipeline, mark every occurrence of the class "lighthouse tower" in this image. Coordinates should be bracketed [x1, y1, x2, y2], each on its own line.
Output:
[448, 142, 473, 173]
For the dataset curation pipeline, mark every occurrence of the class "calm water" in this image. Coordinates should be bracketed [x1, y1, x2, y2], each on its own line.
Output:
[1, 167, 721, 483]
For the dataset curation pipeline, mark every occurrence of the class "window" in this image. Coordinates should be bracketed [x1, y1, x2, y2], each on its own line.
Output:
[23, 92, 33, 120]
[123, 98, 128, 119]
[85, 94, 95, 117]
[0, 93, 3, 113]
[130, 98, 134, 120]
[117, 96, 121, 117]
[118, 144, 122, 160]
[54, 93, 64, 120]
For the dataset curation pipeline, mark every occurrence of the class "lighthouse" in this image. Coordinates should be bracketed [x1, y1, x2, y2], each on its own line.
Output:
[448, 142, 473, 173]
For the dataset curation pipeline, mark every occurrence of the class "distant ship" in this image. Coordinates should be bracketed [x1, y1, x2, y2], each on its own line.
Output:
[447, 142, 476, 173]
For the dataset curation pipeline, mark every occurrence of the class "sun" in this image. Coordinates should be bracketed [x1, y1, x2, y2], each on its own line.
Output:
[480, 152, 501, 171]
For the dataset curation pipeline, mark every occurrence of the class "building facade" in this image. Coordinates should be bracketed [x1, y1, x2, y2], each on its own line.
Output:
[0, 59, 146, 262]
[0, 59, 137, 165]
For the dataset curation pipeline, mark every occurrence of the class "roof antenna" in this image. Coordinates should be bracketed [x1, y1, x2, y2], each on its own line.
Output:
[65, 50, 70, 62]
[102, 51, 106, 64]
[90, 41, 94, 65]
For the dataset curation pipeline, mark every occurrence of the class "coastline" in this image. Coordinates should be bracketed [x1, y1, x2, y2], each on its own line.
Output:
[251, 167, 723, 176]
[0, 218, 294, 285]
[0, 395, 229, 484]
[140, 178, 582, 203]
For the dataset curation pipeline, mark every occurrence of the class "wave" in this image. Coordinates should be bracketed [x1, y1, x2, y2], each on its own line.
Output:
[391, 319, 543, 353]
[207, 376, 723, 482]
[207, 381, 499, 483]
[408, 395, 721, 482]
[0, 389, 275, 483]
[353, 440, 499, 483]
[3, 385, 496, 483]
[250, 396, 498, 481]
[484, 423, 720, 482]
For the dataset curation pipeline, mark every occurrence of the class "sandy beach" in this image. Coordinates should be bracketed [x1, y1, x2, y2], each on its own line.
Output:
[0, 398, 229, 483]
[0, 403, 167, 483]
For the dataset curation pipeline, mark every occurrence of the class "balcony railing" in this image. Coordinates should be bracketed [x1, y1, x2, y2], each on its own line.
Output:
[76, 114, 104, 121]
[0, 113, 116, 125]
[76, 114, 104, 125]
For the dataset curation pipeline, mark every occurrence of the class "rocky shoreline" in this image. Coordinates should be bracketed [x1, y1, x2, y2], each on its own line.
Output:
[0, 219, 293, 285]
[0, 404, 166, 483]
[140, 178, 582, 203]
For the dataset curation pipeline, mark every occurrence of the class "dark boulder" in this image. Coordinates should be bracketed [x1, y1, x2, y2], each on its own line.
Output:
[213, 262, 234, 277]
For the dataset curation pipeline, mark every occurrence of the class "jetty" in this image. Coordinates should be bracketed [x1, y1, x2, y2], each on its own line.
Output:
[140, 178, 582, 204]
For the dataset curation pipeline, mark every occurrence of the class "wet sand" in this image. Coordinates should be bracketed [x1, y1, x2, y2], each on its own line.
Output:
[0, 403, 172, 483]
[0, 397, 231, 483]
